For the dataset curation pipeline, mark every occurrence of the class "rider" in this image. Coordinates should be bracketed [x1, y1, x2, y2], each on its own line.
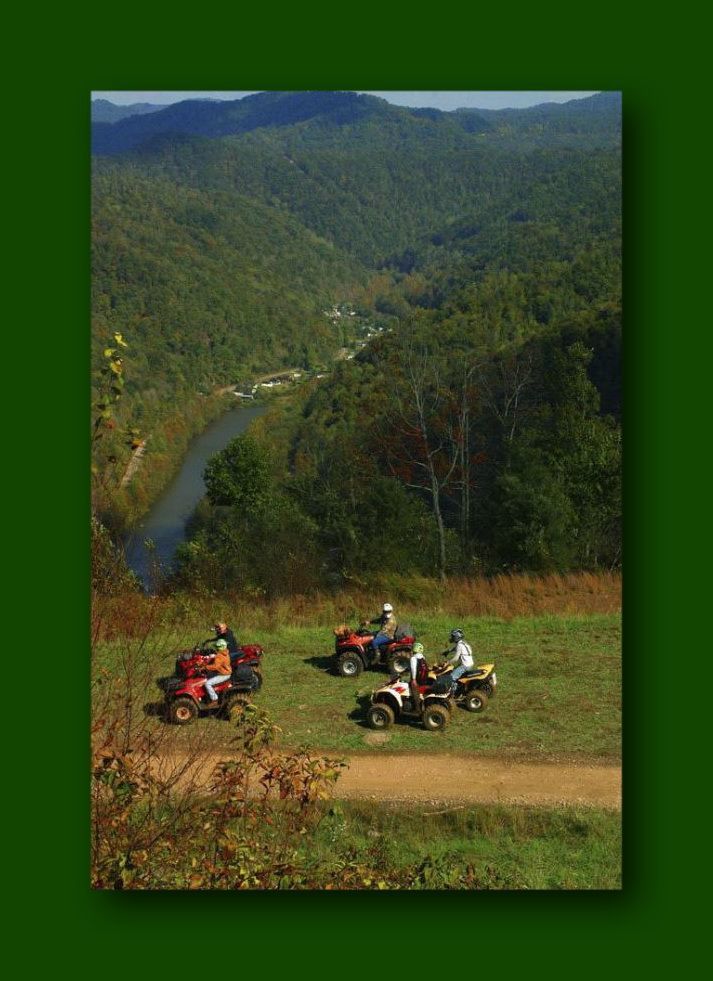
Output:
[408, 641, 428, 713]
[203, 621, 239, 655]
[367, 602, 397, 663]
[445, 628, 474, 690]
[203, 638, 233, 704]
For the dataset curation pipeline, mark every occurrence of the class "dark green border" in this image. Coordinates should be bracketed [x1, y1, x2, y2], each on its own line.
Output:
[10, 1, 693, 964]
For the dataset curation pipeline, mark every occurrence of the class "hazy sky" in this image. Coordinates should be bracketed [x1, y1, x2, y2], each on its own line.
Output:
[92, 90, 600, 111]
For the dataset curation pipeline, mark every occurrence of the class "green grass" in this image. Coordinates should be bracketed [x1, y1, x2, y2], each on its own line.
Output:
[306, 800, 621, 889]
[93, 612, 621, 759]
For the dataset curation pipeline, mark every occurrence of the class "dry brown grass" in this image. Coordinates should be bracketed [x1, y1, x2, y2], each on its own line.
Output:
[93, 572, 621, 641]
[442, 571, 622, 619]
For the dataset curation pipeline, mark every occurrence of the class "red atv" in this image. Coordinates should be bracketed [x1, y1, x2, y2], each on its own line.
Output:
[158, 644, 264, 725]
[333, 624, 415, 678]
[159, 643, 264, 689]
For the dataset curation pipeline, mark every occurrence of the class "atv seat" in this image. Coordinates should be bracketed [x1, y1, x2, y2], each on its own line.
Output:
[430, 672, 453, 694]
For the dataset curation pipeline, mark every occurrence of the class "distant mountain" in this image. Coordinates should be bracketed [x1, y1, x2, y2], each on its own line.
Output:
[92, 90, 620, 156]
[92, 91, 401, 154]
[453, 92, 621, 146]
[91, 99, 164, 123]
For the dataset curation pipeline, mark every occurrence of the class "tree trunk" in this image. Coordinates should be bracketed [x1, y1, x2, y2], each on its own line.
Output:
[430, 468, 448, 582]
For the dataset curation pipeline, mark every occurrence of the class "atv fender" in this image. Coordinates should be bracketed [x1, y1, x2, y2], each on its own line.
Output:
[373, 691, 402, 715]
[341, 646, 368, 665]
[424, 694, 452, 711]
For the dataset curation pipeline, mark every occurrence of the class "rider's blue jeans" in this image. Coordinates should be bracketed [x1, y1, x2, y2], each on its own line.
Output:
[205, 674, 231, 701]
[371, 634, 390, 660]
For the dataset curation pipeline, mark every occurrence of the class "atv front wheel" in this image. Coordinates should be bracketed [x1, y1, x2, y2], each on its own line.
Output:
[168, 697, 198, 726]
[224, 694, 250, 720]
[366, 703, 395, 730]
[464, 688, 488, 713]
[252, 668, 263, 690]
[337, 653, 363, 677]
[422, 704, 449, 731]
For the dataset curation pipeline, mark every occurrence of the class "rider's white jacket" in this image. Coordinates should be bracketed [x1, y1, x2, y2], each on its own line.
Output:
[409, 652, 426, 682]
[449, 639, 474, 669]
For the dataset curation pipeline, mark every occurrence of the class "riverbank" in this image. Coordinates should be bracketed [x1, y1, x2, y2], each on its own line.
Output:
[113, 364, 327, 535]
[98, 388, 235, 536]
[123, 401, 269, 585]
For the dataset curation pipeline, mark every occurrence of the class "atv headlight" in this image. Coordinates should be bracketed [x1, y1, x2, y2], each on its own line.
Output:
[491, 673, 497, 686]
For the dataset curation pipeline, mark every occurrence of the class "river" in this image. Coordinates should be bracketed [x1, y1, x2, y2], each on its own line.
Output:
[124, 403, 267, 588]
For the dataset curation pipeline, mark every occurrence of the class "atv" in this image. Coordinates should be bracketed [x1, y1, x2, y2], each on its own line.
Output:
[158, 645, 264, 725]
[428, 661, 498, 713]
[160, 665, 258, 726]
[157, 642, 264, 693]
[333, 624, 414, 678]
[366, 675, 453, 732]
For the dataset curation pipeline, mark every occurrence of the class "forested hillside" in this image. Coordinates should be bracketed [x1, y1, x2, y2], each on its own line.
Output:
[92, 90, 621, 578]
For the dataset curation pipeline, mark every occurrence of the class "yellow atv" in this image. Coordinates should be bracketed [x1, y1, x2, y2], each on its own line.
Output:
[429, 662, 497, 713]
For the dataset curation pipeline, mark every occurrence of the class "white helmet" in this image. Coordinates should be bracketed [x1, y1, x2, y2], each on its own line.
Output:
[383, 603, 393, 613]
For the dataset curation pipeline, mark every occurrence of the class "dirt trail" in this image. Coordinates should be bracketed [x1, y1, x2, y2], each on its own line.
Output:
[157, 750, 620, 810]
[336, 754, 620, 809]
[120, 438, 148, 487]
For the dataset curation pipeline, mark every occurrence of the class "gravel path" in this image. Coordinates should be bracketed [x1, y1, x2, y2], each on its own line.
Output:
[156, 749, 621, 809]
[335, 753, 621, 809]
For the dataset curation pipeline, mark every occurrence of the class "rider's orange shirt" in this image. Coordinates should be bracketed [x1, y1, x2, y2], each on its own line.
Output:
[211, 650, 232, 675]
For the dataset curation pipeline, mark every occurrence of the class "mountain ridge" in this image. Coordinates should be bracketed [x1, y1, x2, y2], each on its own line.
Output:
[92, 90, 620, 155]
[91, 98, 164, 123]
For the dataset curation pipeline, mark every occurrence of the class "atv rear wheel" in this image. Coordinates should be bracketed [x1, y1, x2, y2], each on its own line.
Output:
[168, 697, 198, 726]
[465, 688, 488, 713]
[422, 704, 449, 731]
[387, 653, 411, 675]
[337, 652, 363, 677]
[366, 703, 395, 730]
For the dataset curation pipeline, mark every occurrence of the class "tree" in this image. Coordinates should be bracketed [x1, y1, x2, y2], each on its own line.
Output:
[204, 435, 271, 512]
[381, 337, 463, 581]
[485, 339, 621, 571]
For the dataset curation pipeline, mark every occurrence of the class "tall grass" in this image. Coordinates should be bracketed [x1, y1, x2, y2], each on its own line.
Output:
[94, 571, 621, 641]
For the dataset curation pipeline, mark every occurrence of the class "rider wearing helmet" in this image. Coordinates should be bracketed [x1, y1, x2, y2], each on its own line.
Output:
[367, 602, 397, 663]
[408, 641, 428, 713]
[446, 628, 474, 688]
[203, 621, 239, 655]
[203, 639, 233, 703]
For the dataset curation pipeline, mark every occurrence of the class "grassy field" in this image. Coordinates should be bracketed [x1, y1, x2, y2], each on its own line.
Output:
[309, 800, 621, 889]
[93, 611, 621, 759]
